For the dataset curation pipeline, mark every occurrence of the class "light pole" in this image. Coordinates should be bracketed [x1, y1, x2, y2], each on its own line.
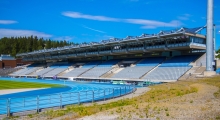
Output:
[206, 0, 214, 71]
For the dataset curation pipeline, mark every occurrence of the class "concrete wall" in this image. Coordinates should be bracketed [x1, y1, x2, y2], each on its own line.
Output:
[195, 53, 206, 66]
[216, 60, 220, 69]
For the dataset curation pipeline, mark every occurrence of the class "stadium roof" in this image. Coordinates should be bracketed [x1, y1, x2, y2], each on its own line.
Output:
[16, 26, 206, 57]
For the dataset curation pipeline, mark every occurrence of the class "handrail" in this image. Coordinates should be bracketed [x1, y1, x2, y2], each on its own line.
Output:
[0, 85, 136, 117]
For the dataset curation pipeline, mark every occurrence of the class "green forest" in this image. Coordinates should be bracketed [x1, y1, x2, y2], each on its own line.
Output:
[0, 36, 74, 57]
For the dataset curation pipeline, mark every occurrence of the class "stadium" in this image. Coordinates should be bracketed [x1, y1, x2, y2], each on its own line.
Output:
[0, 0, 219, 118]
[13, 27, 207, 83]
[0, 26, 212, 117]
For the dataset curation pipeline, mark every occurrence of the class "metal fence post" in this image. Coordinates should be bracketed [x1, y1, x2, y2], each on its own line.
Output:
[92, 91, 94, 103]
[69, 92, 71, 101]
[104, 89, 106, 101]
[50, 95, 51, 104]
[125, 86, 126, 94]
[60, 93, 62, 108]
[37, 95, 39, 113]
[78, 92, 80, 105]
[7, 98, 11, 117]
[120, 87, 121, 96]
[23, 97, 25, 107]
[112, 88, 114, 98]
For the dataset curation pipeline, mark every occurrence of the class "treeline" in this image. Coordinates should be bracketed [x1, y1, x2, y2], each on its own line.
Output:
[0, 36, 74, 57]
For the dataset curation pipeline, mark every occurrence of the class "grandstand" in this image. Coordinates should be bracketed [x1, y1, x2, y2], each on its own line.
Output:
[12, 27, 208, 83]
[142, 55, 199, 82]
[111, 57, 165, 79]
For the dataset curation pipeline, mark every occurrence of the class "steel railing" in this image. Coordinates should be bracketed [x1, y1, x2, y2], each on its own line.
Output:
[0, 85, 136, 116]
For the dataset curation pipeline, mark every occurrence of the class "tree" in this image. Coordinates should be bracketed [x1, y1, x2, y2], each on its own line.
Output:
[216, 48, 220, 59]
[0, 36, 74, 57]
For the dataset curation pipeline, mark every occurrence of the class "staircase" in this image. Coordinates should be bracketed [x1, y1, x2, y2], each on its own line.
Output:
[29, 67, 44, 75]
[178, 66, 206, 80]
[78, 65, 99, 77]
[139, 63, 161, 79]
[100, 67, 121, 78]
[140, 57, 167, 79]
[27, 67, 44, 75]
[178, 66, 198, 80]
[57, 67, 74, 76]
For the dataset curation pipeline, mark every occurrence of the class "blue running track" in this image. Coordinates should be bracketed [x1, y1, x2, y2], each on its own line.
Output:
[0, 77, 135, 115]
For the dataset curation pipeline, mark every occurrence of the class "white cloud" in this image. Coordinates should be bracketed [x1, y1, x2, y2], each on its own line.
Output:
[125, 19, 183, 28]
[0, 29, 52, 38]
[0, 20, 17, 24]
[82, 25, 106, 33]
[62, 11, 120, 22]
[178, 14, 191, 20]
[62, 11, 183, 29]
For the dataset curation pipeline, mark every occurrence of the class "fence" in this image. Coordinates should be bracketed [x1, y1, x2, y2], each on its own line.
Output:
[0, 85, 136, 116]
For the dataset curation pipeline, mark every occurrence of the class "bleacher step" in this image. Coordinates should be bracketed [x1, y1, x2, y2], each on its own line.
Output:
[100, 67, 122, 78]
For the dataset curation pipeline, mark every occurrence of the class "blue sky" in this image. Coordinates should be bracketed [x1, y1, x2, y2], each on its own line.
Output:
[0, 0, 220, 48]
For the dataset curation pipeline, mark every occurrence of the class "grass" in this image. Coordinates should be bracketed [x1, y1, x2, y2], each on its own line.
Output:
[0, 80, 64, 89]
[7, 76, 220, 119]
[199, 76, 220, 98]
[39, 79, 199, 119]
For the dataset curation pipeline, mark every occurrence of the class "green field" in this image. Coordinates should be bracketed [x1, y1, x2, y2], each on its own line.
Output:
[0, 80, 63, 90]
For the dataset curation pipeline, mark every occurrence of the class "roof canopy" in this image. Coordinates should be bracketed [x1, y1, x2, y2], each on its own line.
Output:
[0, 54, 15, 61]
[16, 26, 206, 57]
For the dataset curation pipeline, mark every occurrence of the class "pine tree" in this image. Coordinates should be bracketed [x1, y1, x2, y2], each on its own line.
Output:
[0, 36, 74, 57]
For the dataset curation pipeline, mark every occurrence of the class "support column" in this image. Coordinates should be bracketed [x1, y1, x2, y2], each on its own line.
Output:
[205, 0, 216, 76]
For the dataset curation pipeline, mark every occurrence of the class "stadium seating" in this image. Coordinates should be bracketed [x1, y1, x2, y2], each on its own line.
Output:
[43, 68, 68, 77]
[80, 60, 120, 77]
[160, 55, 199, 67]
[0, 68, 21, 76]
[142, 67, 191, 80]
[11, 63, 45, 76]
[143, 55, 199, 81]
[136, 57, 165, 66]
[49, 63, 72, 68]
[38, 63, 73, 77]
[9, 54, 201, 81]
[112, 57, 165, 79]
[20, 67, 40, 75]
[10, 68, 29, 76]
[61, 61, 101, 77]
[79, 67, 112, 77]
[32, 68, 54, 76]
[111, 67, 153, 79]
[81, 61, 101, 68]
[62, 68, 90, 77]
